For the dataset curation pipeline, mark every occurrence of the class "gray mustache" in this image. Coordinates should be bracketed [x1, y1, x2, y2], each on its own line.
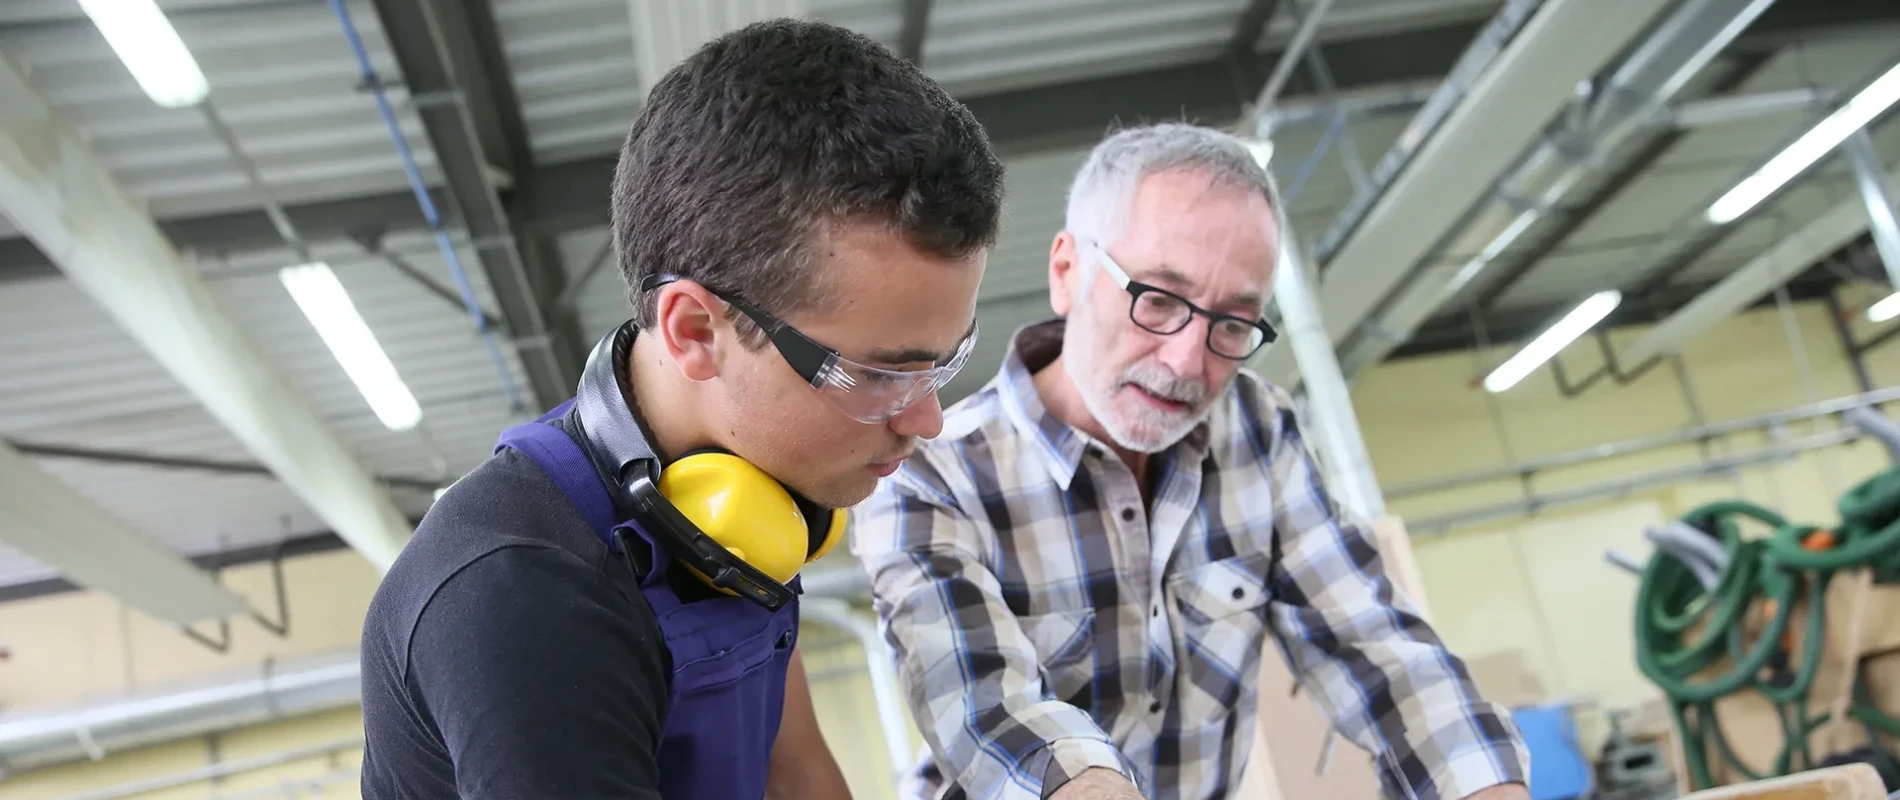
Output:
[1120, 364, 1207, 405]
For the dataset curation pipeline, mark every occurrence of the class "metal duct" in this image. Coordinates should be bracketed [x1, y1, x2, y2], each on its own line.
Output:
[1253, 0, 1679, 387]
[0, 571, 872, 777]
[0, 650, 360, 778]
[1336, 0, 1780, 375]
[1297, 0, 1546, 262]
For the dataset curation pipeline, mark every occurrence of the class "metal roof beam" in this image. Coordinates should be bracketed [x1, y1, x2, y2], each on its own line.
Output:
[365, 0, 583, 412]
[0, 18, 1486, 277]
[0, 50, 412, 574]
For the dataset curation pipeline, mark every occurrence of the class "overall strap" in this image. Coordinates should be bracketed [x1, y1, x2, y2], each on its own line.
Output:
[494, 400, 620, 545]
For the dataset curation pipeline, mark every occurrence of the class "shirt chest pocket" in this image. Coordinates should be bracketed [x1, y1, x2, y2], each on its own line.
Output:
[1166, 555, 1272, 710]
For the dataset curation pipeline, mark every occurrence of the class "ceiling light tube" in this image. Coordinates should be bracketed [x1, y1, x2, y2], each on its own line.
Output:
[280, 263, 423, 431]
[1871, 291, 1900, 324]
[77, 0, 210, 108]
[1707, 61, 1900, 225]
[1483, 289, 1623, 393]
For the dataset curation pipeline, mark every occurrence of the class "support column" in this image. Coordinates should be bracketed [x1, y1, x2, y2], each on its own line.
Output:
[1272, 229, 1387, 521]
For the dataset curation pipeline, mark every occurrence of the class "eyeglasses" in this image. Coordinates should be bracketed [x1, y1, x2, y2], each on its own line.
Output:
[640, 274, 975, 424]
[1089, 243, 1277, 360]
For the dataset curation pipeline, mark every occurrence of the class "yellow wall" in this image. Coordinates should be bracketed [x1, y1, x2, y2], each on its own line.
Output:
[0, 550, 379, 709]
[1367, 283, 1899, 755]
[1, 287, 1894, 799]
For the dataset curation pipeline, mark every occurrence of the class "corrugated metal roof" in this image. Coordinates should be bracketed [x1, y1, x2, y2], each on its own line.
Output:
[0, 0, 442, 221]
[1486, 29, 1900, 311]
[0, 229, 530, 583]
[817, 0, 1501, 98]
[494, 0, 641, 163]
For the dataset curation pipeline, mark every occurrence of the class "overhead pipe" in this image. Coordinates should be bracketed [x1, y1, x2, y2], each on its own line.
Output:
[0, 650, 360, 778]
[1386, 384, 1900, 498]
[1409, 429, 1861, 534]
[1336, 0, 1780, 377]
[39, 740, 360, 800]
[0, 571, 872, 778]
[325, 0, 527, 414]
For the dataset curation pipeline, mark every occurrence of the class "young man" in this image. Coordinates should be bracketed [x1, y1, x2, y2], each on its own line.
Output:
[358, 19, 1003, 800]
[852, 123, 1529, 800]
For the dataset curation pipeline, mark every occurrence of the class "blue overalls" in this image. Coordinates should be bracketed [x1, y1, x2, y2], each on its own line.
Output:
[495, 397, 800, 800]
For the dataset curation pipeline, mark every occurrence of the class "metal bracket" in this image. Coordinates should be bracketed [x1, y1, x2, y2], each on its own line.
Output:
[178, 618, 233, 655]
[174, 539, 294, 654]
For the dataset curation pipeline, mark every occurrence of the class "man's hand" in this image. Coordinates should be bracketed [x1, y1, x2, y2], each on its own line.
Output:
[1047, 768, 1143, 800]
[1463, 783, 1530, 800]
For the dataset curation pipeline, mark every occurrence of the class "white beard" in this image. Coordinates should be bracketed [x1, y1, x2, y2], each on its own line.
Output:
[1061, 308, 1211, 454]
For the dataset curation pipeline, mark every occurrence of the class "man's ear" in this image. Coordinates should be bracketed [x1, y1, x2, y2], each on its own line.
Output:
[1049, 231, 1080, 318]
[651, 281, 725, 382]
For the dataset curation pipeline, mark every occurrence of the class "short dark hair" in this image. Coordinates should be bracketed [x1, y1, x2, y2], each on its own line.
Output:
[611, 18, 1005, 337]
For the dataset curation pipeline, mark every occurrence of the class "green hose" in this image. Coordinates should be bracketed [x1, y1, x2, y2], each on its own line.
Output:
[1633, 467, 1900, 790]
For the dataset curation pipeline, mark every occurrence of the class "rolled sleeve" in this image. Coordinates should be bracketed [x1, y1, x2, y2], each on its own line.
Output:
[1259, 387, 1529, 800]
[1038, 737, 1143, 799]
[851, 458, 1136, 800]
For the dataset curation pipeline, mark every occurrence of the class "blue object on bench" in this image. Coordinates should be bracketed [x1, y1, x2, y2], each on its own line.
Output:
[1512, 703, 1593, 800]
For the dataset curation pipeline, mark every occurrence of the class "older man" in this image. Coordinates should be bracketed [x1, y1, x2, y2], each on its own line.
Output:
[851, 123, 1529, 800]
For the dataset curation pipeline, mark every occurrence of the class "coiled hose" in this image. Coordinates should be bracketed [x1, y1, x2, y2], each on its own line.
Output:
[1634, 467, 1900, 790]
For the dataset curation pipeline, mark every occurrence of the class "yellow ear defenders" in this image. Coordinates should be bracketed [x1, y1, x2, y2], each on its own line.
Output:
[622, 448, 845, 610]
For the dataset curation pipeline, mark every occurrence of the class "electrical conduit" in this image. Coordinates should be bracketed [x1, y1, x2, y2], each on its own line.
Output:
[326, 0, 526, 413]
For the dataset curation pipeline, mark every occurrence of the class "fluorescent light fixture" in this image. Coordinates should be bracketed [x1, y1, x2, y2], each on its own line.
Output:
[1246, 139, 1275, 168]
[1483, 290, 1623, 393]
[1871, 291, 1900, 323]
[1707, 61, 1900, 224]
[280, 262, 423, 431]
[77, 0, 209, 108]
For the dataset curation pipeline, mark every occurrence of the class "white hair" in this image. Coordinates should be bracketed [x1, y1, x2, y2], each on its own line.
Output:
[1063, 122, 1277, 255]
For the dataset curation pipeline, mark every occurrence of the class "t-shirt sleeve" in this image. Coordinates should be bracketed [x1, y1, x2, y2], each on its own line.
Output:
[405, 544, 670, 799]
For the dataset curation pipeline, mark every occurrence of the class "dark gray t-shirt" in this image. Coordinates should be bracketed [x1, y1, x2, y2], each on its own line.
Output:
[358, 416, 671, 799]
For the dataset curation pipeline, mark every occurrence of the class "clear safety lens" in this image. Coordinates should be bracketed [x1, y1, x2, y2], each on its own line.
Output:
[812, 331, 976, 424]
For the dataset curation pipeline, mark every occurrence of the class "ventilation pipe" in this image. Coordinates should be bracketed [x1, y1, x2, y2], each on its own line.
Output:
[1251, 0, 1682, 387]
[1336, 0, 1781, 376]
[0, 650, 360, 778]
[0, 571, 873, 778]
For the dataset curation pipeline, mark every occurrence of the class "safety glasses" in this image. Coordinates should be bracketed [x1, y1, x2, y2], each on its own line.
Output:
[641, 275, 975, 424]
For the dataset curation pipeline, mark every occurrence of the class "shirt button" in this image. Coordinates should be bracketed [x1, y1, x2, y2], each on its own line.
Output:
[1149, 700, 1163, 714]
[1232, 587, 1246, 601]
[1120, 507, 1136, 522]
[1151, 603, 1160, 618]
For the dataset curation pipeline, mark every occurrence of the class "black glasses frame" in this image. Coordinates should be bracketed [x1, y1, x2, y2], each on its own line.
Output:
[1090, 244, 1278, 361]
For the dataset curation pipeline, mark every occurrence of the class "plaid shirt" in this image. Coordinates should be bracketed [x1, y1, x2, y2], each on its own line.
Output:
[849, 320, 1527, 800]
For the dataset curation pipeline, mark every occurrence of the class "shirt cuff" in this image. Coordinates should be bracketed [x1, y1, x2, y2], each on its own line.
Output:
[1423, 740, 1531, 800]
[1038, 737, 1140, 799]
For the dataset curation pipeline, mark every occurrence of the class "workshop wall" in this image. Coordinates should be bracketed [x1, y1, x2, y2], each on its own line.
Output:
[1374, 284, 1899, 758]
[0, 290, 1893, 800]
